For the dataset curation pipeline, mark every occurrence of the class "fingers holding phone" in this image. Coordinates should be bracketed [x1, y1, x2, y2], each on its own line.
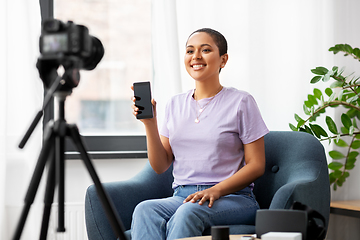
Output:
[131, 81, 156, 121]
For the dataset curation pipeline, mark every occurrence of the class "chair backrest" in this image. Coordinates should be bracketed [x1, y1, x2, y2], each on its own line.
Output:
[253, 131, 330, 226]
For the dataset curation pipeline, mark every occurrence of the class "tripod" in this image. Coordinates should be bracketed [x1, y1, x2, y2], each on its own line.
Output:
[13, 73, 127, 240]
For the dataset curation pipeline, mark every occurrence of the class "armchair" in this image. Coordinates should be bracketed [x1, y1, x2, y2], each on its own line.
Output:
[85, 131, 330, 239]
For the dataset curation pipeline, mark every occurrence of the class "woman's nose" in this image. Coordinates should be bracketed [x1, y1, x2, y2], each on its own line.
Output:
[192, 50, 202, 60]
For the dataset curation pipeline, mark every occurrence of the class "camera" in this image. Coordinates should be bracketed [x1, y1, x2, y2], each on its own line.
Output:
[37, 19, 104, 89]
[39, 19, 104, 71]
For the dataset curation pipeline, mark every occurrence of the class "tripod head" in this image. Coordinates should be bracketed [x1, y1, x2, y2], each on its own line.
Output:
[36, 56, 81, 92]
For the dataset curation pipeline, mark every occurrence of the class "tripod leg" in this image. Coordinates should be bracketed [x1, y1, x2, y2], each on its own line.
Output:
[39, 147, 56, 240]
[12, 123, 55, 240]
[67, 124, 128, 240]
[55, 129, 66, 232]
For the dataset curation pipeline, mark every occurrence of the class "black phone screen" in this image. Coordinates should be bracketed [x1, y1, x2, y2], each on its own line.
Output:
[133, 81, 153, 119]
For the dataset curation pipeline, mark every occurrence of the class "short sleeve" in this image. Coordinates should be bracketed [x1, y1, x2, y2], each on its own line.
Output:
[237, 94, 269, 144]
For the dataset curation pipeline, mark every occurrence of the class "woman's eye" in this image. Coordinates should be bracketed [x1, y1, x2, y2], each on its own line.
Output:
[202, 49, 211, 53]
[187, 50, 194, 54]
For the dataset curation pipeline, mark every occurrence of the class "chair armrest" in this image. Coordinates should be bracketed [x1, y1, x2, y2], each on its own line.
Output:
[85, 161, 173, 240]
[269, 169, 330, 228]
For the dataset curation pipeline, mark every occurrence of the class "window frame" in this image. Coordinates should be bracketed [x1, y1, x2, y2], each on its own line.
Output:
[39, 0, 148, 159]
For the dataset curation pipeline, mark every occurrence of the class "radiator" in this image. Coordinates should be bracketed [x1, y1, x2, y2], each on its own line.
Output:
[47, 203, 88, 240]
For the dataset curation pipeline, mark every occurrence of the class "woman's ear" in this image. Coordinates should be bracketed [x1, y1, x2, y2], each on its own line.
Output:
[221, 53, 229, 68]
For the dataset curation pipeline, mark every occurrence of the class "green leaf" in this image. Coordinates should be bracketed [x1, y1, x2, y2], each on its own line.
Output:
[354, 48, 360, 57]
[337, 179, 344, 187]
[330, 81, 343, 88]
[329, 172, 336, 184]
[349, 125, 355, 135]
[297, 120, 305, 128]
[353, 117, 358, 129]
[348, 151, 359, 159]
[347, 108, 358, 118]
[332, 169, 343, 178]
[313, 88, 322, 99]
[328, 162, 343, 170]
[341, 126, 349, 134]
[329, 45, 340, 54]
[347, 157, 356, 165]
[289, 123, 298, 131]
[303, 104, 311, 115]
[337, 172, 350, 186]
[323, 71, 333, 82]
[337, 89, 344, 101]
[329, 150, 345, 159]
[341, 113, 352, 130]
[325, 116, 338, 134]
[305, 100, 313, 108]
[325, 88, 333, 97]
[311, 67, 329, 75]
[351, 140, 360, 149]
[309, 124, 328, 138]
[334, 139, 348, 147]
[304, 125, 313, 135]
[311, 76, 322, 84]
[346, 95, 359, 103]
[328, 91, 337, 102]
[345, 162, 355, 170]
[294, 114, 304, 123]
[308, 95, 318, 105]
[344, 44, 353, 53]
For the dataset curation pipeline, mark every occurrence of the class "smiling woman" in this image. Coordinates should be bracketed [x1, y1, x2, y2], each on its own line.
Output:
[129, 27, 269, 240]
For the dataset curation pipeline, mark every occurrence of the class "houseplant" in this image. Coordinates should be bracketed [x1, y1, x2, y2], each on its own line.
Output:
[290, 44, 360, 190]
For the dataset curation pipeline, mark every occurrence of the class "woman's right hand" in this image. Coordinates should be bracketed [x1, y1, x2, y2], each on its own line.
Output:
[131, 86, 173, 174]
[131, 85, 157, 124]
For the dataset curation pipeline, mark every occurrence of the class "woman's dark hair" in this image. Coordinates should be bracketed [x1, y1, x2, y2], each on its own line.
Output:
[187, 28, 228, 56]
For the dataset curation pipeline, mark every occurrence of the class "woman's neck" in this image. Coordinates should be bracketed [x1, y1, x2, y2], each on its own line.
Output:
[194, 81, 223, 100]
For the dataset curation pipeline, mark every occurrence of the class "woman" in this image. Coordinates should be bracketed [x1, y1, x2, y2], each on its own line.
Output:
[130, 28, 269, 240]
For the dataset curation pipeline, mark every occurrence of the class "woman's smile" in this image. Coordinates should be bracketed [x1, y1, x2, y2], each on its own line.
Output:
[191, 63, 206, 70]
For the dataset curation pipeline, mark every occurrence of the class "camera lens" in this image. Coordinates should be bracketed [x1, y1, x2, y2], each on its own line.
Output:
[82, 36, 104, 70]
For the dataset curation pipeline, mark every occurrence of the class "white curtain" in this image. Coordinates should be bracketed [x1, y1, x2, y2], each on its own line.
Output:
[0, 0, 42, 239]
[151, 0, 182, 127]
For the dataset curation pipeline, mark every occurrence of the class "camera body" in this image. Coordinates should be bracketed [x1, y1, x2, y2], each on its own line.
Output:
[39, 19, 104, 71]
[40, 20, 92, 60]
[37, 19, 104, 89]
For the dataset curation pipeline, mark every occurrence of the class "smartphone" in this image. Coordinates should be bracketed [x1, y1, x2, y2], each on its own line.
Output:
[133, 81, 154, 119]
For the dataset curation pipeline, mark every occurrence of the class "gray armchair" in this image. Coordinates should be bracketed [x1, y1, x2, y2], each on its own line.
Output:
[85, 131, 330, 239]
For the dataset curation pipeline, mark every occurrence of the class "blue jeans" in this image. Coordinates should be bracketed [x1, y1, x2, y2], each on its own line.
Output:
[130, 185, 259, 240]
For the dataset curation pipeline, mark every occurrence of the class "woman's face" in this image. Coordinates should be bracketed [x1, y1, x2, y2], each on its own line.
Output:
[184, 32, 228, 82]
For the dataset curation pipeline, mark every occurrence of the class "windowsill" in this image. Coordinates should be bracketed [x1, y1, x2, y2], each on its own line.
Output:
[65, 151, 147, 160]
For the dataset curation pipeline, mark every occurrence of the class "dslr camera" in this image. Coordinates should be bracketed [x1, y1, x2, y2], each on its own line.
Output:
[37, 19, 104, 89]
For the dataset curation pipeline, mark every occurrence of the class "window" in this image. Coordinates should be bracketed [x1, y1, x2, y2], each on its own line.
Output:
[40, 0, 151, 159]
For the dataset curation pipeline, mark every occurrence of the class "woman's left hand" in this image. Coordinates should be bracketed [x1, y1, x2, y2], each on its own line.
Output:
[183, 188, 221, 208]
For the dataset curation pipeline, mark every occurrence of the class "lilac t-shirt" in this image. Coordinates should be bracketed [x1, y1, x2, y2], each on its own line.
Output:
[160, 87, 269, 188]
